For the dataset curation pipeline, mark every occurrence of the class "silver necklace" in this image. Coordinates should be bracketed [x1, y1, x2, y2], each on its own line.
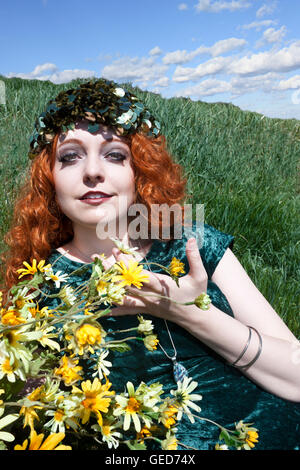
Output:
[136, 239, 189, 383]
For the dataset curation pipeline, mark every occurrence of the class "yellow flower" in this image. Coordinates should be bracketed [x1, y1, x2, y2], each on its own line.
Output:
[168, 257, 185, 277]
[1, 308, 26, 326]
[16, 259, 52, 279]
[113, 382, 152, 433]
[194, 292, 211, 310]
[96, 279, 109, 295]
[19, 387, 44, 431]
[14, 430, 72, 450]
[19, 406, 41, 432]
[113, 260, 149, 289]
[54, 355, 83, 385]
[161, 431, 178, 450]
[74, 322, 106, 355]
[235, 420, 259, 450]
[0, 357, 22, 382]
[72, 377, 115, 427]
[143, 334, 159, 351]
[136, 426, 152, 443]
[27, 304, 51, 319]
[245, 431, 259, 449]
[137, 315, 154, 335]
[160, 404, 178, 429]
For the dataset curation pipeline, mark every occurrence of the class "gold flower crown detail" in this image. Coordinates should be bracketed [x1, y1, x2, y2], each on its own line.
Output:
[28, 78, 161, 160]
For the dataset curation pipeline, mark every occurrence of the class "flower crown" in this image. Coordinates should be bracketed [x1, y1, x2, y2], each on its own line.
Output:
[28, 78, 161, 160]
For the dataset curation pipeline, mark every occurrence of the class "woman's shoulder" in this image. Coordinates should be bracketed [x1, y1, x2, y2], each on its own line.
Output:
[46, 248, 92, 279]
[158, 221, 235, 280]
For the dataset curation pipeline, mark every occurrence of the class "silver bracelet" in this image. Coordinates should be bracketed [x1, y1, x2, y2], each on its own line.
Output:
[229, 326, 263, 370]
[229, 326, 252, 367]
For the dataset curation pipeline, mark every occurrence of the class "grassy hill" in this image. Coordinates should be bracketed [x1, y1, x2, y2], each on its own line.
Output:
[0, 76, 299, 337]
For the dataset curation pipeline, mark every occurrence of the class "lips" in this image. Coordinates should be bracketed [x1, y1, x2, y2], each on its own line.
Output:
[79, 191, 112, 200]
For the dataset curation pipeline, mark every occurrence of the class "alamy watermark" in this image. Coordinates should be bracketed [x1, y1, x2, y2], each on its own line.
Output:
[95, 201, 205, 248]
[0, 80, 5, 105]
[291, 89, 300, 105]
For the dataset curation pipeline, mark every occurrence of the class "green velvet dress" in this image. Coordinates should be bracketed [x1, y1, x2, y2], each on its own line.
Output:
[41, 223, 300, 450]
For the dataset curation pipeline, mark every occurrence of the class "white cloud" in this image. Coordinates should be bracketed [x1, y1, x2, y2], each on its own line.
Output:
[46, 69, 95, 84]
[163, 49, 198, 65]
[32, 63, 58, 76]
[240, 19, 277, 31]
[178, 3, 188, 10]
[195, 0, 251, 13]
[153, 77, 170, 87]
[101, 56, 168, 84]
[149, 46, 163, 56]
[228, 41, 300, 76]
[274, 75, 300, 91]
[177, 78, 231, 98]
[230, 72, 280, 96]
[256, 2, 277, 18]
[210, 37, 247, 56]
[163, 37, 246, 65]
[173, 57, 230, 82]
[255, 26, 287, 47]
[6, 63, 95, 84]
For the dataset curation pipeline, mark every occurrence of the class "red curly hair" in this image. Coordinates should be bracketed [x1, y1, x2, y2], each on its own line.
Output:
[0, 131, 187, 301]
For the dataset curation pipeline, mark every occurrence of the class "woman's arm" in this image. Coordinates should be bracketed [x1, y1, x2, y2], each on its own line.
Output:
[110, 241, 300, 402]
[188, 247, 300, 402]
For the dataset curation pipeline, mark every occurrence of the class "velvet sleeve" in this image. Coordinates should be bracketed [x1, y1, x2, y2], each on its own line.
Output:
[199, 223, 235, 280]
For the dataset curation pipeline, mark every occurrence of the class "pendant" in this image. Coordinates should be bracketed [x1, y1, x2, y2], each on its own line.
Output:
[173, 360, 188, 383]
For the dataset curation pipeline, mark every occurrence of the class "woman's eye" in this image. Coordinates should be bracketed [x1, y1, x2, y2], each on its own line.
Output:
[58, 152, 78, 163]
[106, 152, 126, 161]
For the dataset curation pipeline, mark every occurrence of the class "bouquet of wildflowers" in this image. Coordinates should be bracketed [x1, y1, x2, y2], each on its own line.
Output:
[0, 241, 258, 451]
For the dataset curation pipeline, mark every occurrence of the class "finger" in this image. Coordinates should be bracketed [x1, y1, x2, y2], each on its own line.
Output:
[91, 253, 112, 271]
[185, 237, 206, 279]
[112, 248, 136, 267]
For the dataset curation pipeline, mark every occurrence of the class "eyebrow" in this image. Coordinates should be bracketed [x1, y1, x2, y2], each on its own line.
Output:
[58, 138, 84, 148]
[57, 136, 125, 149]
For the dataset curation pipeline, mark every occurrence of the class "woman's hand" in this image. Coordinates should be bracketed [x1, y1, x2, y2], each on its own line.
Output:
[108, 238, 208, 327]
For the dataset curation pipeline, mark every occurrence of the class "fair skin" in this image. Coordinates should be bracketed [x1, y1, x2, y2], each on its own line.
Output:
[53, 121, 151, 264]
[53, 122, 300, 403]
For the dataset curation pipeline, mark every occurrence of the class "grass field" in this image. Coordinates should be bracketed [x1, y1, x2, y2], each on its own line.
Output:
[0, 75, 299, 337]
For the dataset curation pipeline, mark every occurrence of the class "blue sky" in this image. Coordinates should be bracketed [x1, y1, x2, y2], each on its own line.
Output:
[2, 0, 300, 119]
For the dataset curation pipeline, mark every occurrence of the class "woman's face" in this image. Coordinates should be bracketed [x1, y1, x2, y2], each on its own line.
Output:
[52, 121, 136, 234]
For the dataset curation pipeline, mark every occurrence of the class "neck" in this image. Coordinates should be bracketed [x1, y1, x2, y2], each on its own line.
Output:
[63, 222, 151, 264]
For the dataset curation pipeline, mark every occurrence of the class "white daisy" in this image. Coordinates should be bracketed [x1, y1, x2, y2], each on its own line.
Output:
[44, 268, 69, 288]
[92, 349, 112, 379]
[170, 376, 202, 423]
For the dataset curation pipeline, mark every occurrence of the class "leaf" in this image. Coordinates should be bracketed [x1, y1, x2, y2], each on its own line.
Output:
[219, 429, 240, 448]
[87, 122, 100, 133]
[106, 342, 132, 353]
[125, 440, 147, 450]
[0, 440, 8, 450]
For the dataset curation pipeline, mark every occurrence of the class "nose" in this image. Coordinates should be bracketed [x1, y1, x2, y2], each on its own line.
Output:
[82, 153, 105, 184]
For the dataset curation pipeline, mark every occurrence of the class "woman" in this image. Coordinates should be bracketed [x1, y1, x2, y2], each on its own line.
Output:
[1, 78, 299, 450]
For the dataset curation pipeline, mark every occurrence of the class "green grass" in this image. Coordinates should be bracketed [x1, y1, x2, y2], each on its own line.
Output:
[0, 76, 299, 337]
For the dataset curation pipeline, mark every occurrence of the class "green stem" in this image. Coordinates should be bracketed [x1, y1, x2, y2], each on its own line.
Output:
[108, 327, 138, 335]
[105, 336, 141, 345]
